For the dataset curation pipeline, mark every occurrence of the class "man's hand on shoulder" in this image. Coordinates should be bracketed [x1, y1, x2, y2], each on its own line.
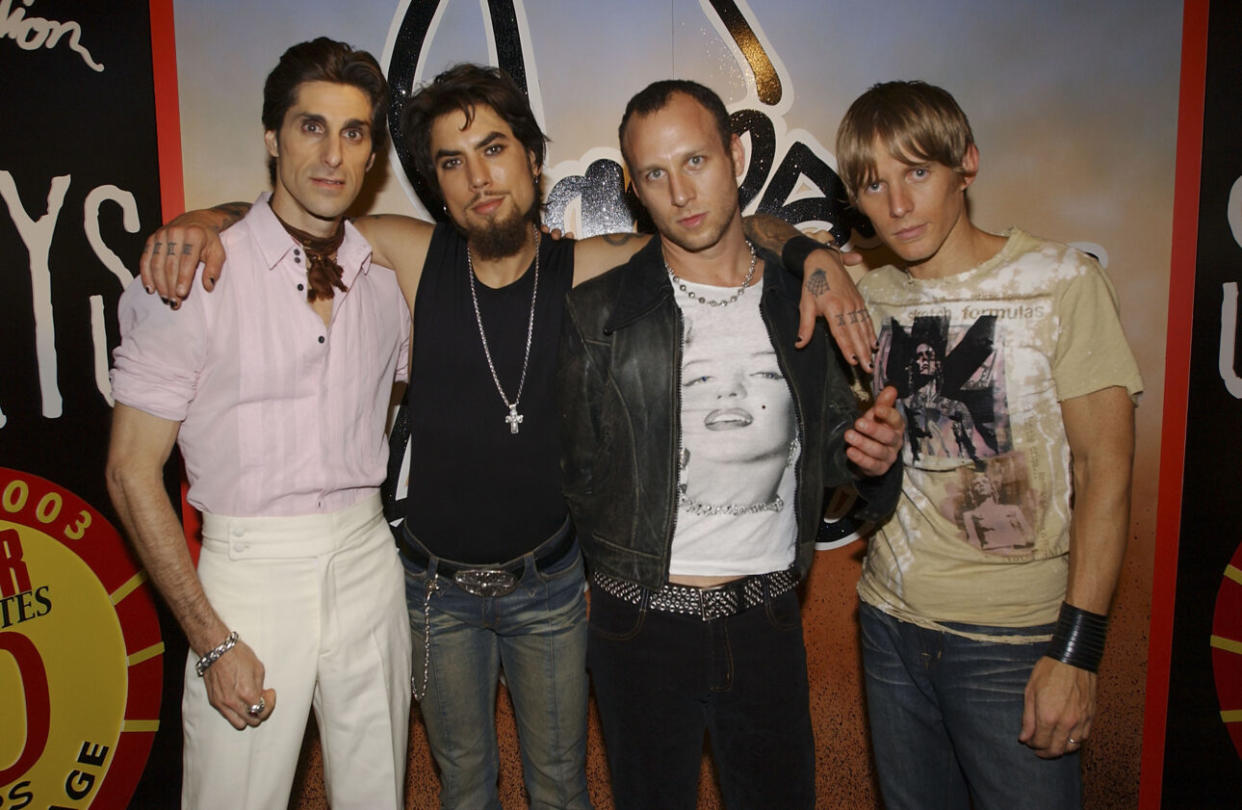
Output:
[796, 245, 875, 370]
[845, 385, 903, 476]
[1019, 656, 1096, 758]
[140, 202, 249, 308]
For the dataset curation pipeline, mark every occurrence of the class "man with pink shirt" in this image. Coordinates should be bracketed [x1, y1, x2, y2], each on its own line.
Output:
[105, 39, 411, 809]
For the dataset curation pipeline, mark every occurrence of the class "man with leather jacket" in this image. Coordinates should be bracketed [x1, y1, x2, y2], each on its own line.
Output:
[557, 79, 905, 810]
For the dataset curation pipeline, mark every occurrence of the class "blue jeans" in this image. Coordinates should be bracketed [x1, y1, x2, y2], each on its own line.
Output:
[588, 585, 815, 810]
[403, 530, 591, 810]
[859, 602, 1081, 810]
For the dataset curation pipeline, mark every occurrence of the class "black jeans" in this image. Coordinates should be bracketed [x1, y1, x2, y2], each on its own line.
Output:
[587, 586, 815, 810]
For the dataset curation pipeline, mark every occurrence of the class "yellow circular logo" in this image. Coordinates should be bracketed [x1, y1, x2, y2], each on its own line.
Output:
[0, 468, 162, 809]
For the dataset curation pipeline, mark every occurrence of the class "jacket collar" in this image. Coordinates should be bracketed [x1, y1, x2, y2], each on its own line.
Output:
[604, 234, 795, 333]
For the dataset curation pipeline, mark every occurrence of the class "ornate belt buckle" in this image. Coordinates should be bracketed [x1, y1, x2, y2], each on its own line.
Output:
[453, 568, 518, 597]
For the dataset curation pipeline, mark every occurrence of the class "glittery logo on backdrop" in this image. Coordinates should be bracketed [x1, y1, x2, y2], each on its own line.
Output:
[383, 0, 874, 242]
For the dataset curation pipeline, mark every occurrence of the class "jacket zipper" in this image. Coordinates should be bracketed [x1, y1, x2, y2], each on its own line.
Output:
[665, 303, 685, 578]
[760, 284, 805, 536]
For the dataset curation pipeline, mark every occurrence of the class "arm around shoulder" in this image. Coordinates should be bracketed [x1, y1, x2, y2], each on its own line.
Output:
[141, 202, 251, 305]
[350, 214, 435, 307]
[572, 232, 652, 286]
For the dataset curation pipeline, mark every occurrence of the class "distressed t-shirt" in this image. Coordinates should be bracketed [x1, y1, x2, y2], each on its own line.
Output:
[856, 228, 1143, 637]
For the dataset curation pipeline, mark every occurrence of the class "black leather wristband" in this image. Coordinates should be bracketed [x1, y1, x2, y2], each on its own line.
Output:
[781, 234, 836, 276]
[1044, 601, 1108, 673]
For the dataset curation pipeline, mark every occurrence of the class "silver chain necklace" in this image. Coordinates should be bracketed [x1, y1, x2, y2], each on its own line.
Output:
[665, 240, 757, 307]
[467, 230, 539, 435]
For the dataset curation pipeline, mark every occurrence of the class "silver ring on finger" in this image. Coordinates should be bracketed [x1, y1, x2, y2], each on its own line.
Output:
[248, 696, 266, 717]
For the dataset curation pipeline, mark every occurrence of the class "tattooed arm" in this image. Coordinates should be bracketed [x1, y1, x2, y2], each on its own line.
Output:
[140, 202, 250, 306]
[744, 213, 875, 370]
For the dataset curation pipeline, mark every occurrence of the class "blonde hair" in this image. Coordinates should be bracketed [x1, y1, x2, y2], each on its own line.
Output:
[836, 81, 974, 200]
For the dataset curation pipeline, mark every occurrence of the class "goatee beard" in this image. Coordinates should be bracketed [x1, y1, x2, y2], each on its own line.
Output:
[466, 200, 539, 261]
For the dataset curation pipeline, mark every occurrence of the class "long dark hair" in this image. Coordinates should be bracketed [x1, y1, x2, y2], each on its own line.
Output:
[400, 63, 548, 202]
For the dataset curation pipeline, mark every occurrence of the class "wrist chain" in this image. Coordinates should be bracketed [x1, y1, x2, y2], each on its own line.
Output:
[195, 630, 238, 677]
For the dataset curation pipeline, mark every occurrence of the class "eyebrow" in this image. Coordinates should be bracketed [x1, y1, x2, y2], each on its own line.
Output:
[434, 130, 508, 162]
[296, 113, 370, 133]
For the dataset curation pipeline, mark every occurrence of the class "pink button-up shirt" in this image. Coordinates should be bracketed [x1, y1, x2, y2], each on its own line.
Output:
[112, 195, 410, 517]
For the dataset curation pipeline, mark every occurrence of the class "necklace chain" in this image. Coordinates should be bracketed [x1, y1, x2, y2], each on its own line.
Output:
[467, 230, 539, 435]
[665, 240, 757, 307]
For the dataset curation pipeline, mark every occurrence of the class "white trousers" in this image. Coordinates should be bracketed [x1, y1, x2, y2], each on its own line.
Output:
[181, 494, 411, 809]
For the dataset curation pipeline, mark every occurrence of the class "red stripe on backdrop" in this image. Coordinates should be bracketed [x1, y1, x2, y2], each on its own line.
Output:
[149, 0, 183, 220]
[147, 0, 202, 560]
[1139, 1, 1210, 807]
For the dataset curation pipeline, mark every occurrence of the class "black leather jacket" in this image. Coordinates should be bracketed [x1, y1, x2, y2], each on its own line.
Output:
[558, 238, 901, 589]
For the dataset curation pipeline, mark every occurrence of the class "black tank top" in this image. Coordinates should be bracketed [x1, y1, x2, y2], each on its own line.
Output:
[405, 223, 573, 563]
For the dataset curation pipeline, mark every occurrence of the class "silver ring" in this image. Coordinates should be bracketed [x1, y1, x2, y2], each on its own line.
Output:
[1067, 737, 1079, 745]
[248, 697, 266, 717]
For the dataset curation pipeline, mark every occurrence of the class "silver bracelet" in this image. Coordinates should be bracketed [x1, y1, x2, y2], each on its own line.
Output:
[195, 630, 239, 677]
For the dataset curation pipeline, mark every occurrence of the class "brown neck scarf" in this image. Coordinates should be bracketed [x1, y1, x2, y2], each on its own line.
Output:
[273, 212, 348, 302]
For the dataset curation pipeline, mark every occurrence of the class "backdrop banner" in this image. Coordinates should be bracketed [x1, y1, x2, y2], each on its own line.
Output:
[2, 0, 1193, 807]
[1160, 0, 1242, 804]
[0, 2, 181, 808]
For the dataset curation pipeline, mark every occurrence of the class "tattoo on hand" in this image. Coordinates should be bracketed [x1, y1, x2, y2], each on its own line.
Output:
[806, 269, 829, 296]
[183, 243, 195, 255]
[835, 314, 846, 326]
[152, 242, 161, 255]
[602, 232, 637, 246]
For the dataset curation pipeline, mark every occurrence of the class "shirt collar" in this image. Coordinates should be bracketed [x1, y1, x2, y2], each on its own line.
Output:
[248, 192, 373, 287]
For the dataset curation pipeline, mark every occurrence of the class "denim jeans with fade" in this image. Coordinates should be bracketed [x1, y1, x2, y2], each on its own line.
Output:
[403, 538, 591, 810]
[587, 586, 816, 810]
[860, 602, 1082, 810]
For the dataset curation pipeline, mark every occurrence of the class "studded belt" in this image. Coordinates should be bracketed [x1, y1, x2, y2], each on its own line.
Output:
[590, 569, 799, 621]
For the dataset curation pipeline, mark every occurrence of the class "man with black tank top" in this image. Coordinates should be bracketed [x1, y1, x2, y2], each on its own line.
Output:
[140, 64, 876, 810]
[558, 81, 906, 809]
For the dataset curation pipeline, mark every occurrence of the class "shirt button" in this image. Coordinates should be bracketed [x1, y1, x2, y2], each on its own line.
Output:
[318, 336, 325, 344]
[293, 247, 301, 255]
[297, 283, 304, 291]
[294, 256, 301, 264]
[231, 527, 244, 537]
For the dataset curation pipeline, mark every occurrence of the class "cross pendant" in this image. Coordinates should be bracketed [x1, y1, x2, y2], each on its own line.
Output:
[505, 404, 524, 435]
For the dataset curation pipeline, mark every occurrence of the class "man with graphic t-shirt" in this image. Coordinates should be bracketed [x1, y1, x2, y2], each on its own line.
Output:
[835, 80, 1143, 808]
[558, 79, 905, 809]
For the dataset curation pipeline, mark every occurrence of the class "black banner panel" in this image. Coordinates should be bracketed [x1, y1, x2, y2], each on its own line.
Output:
[1162, 1, 1242, 805]
[1, 2, 182, 807]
